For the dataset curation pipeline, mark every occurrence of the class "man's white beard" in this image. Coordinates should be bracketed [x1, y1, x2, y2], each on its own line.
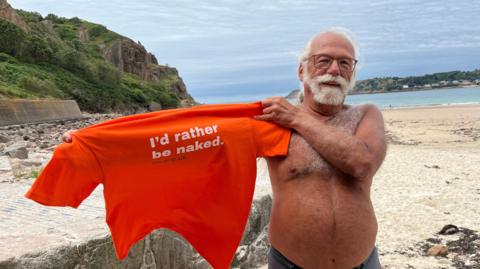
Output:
[303, 73, 355, 106]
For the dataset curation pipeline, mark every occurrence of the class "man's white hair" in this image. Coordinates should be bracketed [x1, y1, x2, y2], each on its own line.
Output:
[297, 27, 361, 103]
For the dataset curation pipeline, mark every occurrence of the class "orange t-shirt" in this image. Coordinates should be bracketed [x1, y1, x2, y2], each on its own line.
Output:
[25, 102, 291, 269]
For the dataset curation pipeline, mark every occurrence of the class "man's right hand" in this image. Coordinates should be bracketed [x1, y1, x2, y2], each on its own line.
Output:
[62, 130, 76, 143]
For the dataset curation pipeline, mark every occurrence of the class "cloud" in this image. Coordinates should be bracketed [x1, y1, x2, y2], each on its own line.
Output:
[9, 0, 480, 103]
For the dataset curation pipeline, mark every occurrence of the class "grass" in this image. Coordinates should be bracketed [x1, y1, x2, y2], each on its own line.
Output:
[1, 11, 183, 113]
[13, 167, 42, 180]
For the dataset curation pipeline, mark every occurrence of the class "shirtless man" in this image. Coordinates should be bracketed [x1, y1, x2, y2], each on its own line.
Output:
[255, 28, 387, 268]
[63, 28, 386, 269]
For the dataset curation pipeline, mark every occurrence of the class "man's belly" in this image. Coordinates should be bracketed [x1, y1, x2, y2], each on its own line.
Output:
[269, 176, 378, 269]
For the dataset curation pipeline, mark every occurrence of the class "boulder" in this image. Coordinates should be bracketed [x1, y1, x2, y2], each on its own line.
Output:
[241, 194, 272, 245]
[148, 102, 162, 112]
[234, 225, 270, 268]
[0, 134, 10, 143]
[4, 142, 28, 159]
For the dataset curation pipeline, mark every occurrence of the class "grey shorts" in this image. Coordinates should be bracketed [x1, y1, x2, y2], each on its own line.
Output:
[268, 246, 381, 269]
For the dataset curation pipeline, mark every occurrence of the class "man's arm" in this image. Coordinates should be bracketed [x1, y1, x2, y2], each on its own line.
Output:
[255, 97, 386, 180]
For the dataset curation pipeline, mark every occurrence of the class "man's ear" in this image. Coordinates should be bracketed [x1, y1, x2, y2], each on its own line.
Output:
[298, 63, 304, 82]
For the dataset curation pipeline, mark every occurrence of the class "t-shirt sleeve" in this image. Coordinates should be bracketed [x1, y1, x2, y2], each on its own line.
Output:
[251, 119, 291, 157]
[25, 139, 104, 208]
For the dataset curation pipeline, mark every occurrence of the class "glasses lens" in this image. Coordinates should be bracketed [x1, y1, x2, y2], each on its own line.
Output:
[314, 56, 332, 69]
[310, 55, 357, 72]
[338, 59, 354, 71]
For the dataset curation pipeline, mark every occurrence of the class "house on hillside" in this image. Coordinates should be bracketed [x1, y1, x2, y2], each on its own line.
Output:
[459, 80, 473, 87]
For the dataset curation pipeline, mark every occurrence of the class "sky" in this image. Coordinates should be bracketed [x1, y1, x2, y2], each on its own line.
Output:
[9, 0, 480, 103]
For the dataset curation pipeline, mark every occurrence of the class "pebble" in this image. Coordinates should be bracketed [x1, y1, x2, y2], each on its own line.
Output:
[0, 135, 10, 143]
[0, 114, 119, 180]
[427, 244, 448, 256]
[439, 224, 459, 235]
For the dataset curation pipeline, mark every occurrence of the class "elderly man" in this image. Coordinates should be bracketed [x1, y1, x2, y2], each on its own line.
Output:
[255, 28, 386, 269]
[62, 28, 385, 269]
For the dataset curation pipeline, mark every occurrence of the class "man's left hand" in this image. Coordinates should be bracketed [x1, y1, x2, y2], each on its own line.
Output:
[254, 97, 301, 128]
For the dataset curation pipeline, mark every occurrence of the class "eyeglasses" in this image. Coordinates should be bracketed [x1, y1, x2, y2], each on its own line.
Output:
[307, 54, 358, 73]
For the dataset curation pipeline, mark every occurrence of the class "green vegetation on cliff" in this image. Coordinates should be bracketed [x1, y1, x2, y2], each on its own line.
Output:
[354, 70, 480, 93]
[0, 9, 185, 112]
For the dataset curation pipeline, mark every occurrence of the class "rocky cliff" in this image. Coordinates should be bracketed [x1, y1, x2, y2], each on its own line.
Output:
[0, 0, 196, 112]
[101, 38, 194, 106]
[0, 0, 28, 32]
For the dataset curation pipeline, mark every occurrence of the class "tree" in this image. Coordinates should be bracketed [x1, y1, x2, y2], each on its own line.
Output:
[0, 19, 25, 56]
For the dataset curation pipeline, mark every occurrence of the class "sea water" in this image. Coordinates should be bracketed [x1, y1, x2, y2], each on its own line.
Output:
[345, 87, 480, 108]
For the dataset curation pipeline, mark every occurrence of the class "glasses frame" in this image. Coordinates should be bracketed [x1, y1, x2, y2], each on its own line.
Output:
[307, 54, 358, 73]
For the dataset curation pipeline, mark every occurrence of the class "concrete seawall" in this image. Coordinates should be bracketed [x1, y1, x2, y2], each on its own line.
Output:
[0, 99, 83, 126]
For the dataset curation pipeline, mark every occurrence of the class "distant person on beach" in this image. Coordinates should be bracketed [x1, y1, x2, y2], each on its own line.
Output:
[63, 27, 386, 269]
[254, 27, 386, 269]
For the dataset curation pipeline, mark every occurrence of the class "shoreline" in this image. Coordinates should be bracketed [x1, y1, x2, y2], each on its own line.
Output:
[348, 85, 480, 96]
[378, 102, 480, 111]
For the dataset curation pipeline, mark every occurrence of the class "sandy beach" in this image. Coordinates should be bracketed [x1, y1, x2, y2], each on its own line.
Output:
[1, 104, 479, 269]
[372, 105, 480, 268]
[255, 104, 480, 269]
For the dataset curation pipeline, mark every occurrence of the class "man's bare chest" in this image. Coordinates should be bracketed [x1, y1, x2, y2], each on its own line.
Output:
[273, 105, 366, 180]
[277, 132, 335, 179]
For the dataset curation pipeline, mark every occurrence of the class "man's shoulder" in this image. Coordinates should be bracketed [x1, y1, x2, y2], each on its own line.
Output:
[344, 103, 380, 111]
[344, 103, 382, 117]
[353, 104, 384, 128]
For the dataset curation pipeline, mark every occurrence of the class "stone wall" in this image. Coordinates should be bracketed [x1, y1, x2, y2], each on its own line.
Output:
[0, 99, 83, 126]
[0, 194, 273, 269]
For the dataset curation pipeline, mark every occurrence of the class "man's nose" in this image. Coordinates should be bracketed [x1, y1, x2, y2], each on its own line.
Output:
[326, 59, 341, 76]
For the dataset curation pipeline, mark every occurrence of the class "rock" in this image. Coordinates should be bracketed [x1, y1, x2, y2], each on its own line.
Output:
[0, 155, 11, 171]
[77, 27, 90, 42]
[241, 194, 272, 245]
[286, 89, 300, 100]
[19, 159, 43, 167]
[464, 259, 476, 266]
[0, 0, 30, 32]
[4, 142, 28, 159]
[424, 164, 440, 169]
[27, 141, 36, 148]
[148, 229, 198, 268]
[0, 230, 209, 269]
[103, 38, 153, 80]
[235, 246, 248, 263]
[0, 134, 10, 143]
[100, 38, 196, 107]
[427, 245, 448, 256]
[148, 102, 162, 111]
[439, 224, 459, 235]
[40, 142, 50, 149]
[234, 225, 271, 268]
[134, 107, 148, 114]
